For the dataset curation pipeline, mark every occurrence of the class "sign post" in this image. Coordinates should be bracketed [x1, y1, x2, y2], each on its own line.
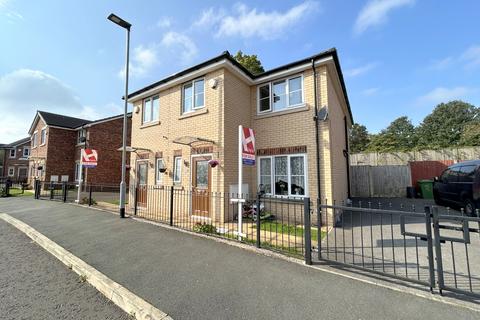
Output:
[237, 125, 256, 240]
[76, 149, 98, 203]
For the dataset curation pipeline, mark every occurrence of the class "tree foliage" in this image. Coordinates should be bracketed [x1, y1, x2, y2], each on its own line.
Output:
[233, 50, 265, 75]
[416, 101, 479, 149]
[351, 100, 480, 154]
[349, 123, 370, 153]
[366, 116, 417, 152]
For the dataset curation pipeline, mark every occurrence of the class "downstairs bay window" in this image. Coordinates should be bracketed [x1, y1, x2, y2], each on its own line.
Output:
[258, 154, 307, 197]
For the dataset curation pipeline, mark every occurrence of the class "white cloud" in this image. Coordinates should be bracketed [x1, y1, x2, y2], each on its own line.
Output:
[118, 44, 159, 78]
[354, 0, 415, 35]
[157, 16, 172, 28]
[461, 45, 480, 69]
[344, 62, 378, 77]
[0, 69, 120, 142]
[203, 1, 320, 40]
[416, 86, 472, 106]
[0, 0, 23, 23]
[361, 87, 380, 96]
[161, 32, 198, 65]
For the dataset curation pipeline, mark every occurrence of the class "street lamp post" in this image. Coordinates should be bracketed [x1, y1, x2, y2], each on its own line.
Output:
[108, 13, 131, 219]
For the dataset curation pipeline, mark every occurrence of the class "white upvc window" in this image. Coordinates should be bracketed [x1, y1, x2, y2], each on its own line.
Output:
[173, 156, 182, 184]
[258, 154, 307, 197]
[9, 149, 16, 158]
[182, 78, 205, 114]
[77, 129, 87, 144]
[143, 95, 160, 124]
[32, 131, 38, 147]
[155, 158, 164, 185]
[23, 147, 30, 158]
[8, 167, 14, 177]
[257, 74, 304, 114]
[40, 127, 47, 145]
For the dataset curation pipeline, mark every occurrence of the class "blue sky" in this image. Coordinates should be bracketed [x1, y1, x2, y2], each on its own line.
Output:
[0, 0, 479, 142]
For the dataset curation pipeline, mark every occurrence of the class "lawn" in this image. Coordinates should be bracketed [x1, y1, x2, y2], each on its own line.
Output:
[257, 221, 326, 242]
[8, 188, 34, 197]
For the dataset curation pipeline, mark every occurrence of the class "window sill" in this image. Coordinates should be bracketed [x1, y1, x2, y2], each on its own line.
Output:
[140, 120, 160, 129]
[262, 195, 307, 202]
[255, 104, 309, 119]
[179, 108, 208, 119]
[173, 184, 183, 190]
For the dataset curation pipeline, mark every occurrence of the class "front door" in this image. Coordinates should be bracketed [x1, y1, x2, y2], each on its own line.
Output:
[137, 161, 148, 207]
[191, 156, 211, 217]
[17, 167, 28, 183]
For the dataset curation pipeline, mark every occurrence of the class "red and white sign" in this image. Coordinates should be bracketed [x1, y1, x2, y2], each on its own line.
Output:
[81, 149, 98, 168]
[241, 127, 256, 166]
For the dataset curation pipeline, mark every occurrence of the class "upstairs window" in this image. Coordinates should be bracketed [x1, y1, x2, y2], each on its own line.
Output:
[32, 132, 38, 147]
[23, 147, 30, 157]
[257, 75, 304, 114]
[182, 79, 204, 113]
[77, 129, 86, 144]
[9, 149, 16, 158]
[40, 128, 47, 145]
[143, 95, 160, 123]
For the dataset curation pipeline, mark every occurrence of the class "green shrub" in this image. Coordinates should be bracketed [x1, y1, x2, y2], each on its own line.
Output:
[80, 197, 97, 205]
[193, 223, 217, 234]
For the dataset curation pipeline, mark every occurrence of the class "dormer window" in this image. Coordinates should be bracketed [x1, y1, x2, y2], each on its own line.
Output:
[257, 75, 304, 114]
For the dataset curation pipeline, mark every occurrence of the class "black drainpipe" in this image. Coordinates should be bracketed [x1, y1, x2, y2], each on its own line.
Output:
[312, 59, 321, 203]
[343, 116, 351, 198]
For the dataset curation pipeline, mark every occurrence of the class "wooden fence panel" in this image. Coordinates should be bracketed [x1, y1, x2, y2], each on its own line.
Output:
[351, 165, 411, 198]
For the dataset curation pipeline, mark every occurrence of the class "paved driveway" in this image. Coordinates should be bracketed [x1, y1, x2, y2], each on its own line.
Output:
[320, 197, 480, 295]
[0, 197, 479, 319]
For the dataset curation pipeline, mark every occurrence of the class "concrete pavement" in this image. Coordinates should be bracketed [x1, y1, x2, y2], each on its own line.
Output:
[0, 197, 479, 320]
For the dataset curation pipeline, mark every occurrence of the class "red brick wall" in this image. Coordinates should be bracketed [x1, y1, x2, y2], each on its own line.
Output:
[45, 127, 77, 181]
[3, 140, 30, 181]
[29, 118, 49, 182]
[75, 117, 132, 185]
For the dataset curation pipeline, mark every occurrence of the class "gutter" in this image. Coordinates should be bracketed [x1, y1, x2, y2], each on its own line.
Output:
[344, 116, 351, 198]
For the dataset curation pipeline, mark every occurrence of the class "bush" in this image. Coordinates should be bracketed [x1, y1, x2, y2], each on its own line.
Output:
[193, 223, 217, 234]
[80, 197, 97, 205]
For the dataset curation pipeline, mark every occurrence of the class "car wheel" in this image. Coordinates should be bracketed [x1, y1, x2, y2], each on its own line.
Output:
[464, 198, 477, 216]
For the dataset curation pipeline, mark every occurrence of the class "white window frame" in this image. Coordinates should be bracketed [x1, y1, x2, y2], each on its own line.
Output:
[23, 147, 30, 158]
[32, 131, 38, 148]
[7, 167, 15, 177]
[257, 153, 308, 197]
[40, 127, 47, 146]
[173, 156, 182, 184]
[155, 158, 164, 185]
[256, 74, 304, 114]
[9, 149, 16, 158]
[182, 78, 205, 114]
[77, 129, 87, 144]
[142, 95, 160, 124]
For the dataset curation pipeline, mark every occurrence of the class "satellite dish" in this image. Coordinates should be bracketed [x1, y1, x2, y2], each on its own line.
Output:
[317, 106, 328, 121]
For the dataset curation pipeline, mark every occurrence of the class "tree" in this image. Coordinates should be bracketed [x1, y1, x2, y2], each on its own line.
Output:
[416, 100, 480, 149]
[233, 50, 265, 75]
[460, 122, 480, 146]
[366, 116, 417, 152]
[349, 123, 370, 153]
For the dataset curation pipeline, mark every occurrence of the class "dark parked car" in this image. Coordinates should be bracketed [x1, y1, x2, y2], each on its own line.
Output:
[433, 160, 480, 215]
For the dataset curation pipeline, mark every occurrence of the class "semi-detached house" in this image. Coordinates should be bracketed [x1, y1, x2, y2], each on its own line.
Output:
[126, 48, 353, 223]
[0, 137, 31, 182]
[27, 111, 132, 185]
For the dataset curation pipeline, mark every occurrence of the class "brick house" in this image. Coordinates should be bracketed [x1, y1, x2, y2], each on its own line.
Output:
[27, 111, 132, 185]
[0, 137, 31, 182]
[126, 48, 353, 222]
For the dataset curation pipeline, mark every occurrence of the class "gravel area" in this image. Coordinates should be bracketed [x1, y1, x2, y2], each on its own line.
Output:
[0, 220, 129, 320]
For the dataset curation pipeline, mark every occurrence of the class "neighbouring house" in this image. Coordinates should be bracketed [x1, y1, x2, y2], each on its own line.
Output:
[27, 111, 132, 185]
[0, 137, 31, 182]
[126, 48, 353, 223]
